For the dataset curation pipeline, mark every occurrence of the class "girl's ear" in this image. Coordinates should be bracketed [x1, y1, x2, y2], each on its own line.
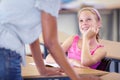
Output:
[97, 21, 102, 28]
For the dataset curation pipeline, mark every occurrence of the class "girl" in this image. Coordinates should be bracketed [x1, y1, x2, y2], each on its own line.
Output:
[46, 7, 106, 69]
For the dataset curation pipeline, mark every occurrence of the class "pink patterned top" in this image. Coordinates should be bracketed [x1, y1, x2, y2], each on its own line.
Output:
[67, 35, 104, 69]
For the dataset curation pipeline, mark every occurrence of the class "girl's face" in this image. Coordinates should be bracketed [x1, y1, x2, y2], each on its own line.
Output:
[78, 10, 100, 34]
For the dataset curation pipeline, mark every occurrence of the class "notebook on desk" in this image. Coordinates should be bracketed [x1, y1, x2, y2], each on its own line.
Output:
[29, 60, 60, 68]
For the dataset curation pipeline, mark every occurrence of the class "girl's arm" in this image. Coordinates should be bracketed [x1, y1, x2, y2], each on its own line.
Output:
[81, 28, 106, 67]
[45, 35, 74, 64]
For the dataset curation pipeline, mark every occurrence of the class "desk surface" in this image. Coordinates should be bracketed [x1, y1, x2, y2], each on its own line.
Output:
[22, 56, 108, 79]
[100, 72, 120, 80]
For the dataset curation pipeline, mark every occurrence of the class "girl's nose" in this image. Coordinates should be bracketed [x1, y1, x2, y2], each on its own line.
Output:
[82, 20, 87, 25]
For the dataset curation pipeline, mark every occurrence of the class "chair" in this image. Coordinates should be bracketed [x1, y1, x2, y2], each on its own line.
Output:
[96, 57, 112, 71]
[100, 39, 120, 72]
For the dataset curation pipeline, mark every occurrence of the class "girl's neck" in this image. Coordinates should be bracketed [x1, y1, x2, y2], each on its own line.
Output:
[89, 38, 99, 49]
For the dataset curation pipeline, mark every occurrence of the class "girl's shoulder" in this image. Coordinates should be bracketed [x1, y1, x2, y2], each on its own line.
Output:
[73, 34, 82, 41]
[66, 34, 82, 43]
[94, 44, 106, 54]
[73, 34, 80, 39]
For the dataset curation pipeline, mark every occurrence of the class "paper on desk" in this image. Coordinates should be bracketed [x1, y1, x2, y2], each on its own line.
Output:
[29, 60, 60, 68]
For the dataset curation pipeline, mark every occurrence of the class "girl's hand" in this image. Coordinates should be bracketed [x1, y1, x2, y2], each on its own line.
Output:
[83, 26, 99, 40]
[72, 61, 87, 68]
[68, 59, 88, 68]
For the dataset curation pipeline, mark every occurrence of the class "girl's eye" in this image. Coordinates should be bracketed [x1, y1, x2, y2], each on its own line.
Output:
[87, 18, 91, 21]
[80, 20, 83, 22]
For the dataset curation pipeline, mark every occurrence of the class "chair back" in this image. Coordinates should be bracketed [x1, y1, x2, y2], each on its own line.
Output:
[96, 57, 112, 71]
[99, 39, 120, 59]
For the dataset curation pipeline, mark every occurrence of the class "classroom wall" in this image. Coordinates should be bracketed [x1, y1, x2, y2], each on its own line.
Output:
[57, 9, 119, 41]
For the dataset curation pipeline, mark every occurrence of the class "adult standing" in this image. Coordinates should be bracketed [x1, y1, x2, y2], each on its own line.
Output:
[0, 0, 101, 80]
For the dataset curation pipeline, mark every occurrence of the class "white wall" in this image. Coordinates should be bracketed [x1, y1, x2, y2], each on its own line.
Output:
[57, 13, 79, 35]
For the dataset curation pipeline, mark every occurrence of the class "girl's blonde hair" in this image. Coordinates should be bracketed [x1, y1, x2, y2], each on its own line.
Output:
[78, 7, 102, 42]
[78, 7, 101, 21]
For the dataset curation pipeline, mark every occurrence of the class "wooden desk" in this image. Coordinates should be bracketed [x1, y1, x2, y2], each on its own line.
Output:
[22, 56, 109, 79]
[100, 72, 120, 80]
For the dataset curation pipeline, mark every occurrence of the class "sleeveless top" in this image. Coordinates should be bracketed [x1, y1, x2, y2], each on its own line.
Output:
[67, 35, 104, 69]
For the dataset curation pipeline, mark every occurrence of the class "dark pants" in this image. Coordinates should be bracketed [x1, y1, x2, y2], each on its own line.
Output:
[0, 48, 23, 80]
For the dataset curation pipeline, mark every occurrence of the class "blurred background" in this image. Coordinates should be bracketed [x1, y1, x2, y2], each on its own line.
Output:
[59, 0, 120, 41]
